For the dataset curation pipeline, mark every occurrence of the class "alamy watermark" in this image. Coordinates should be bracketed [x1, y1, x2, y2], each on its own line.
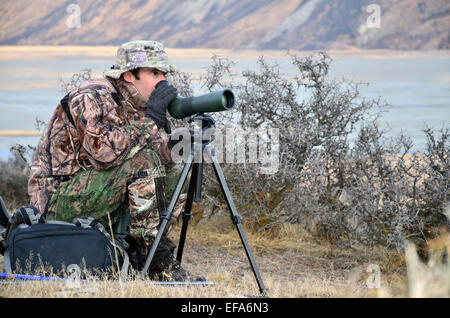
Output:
[55, 263, 97, 297]
[66, 4, 81, 29]
[366, 264, 381, 289]
[170, 122, 280, 175]
[366, 4, 381, 29]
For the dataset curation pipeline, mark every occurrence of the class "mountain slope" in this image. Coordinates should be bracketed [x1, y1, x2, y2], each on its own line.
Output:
[0, 0, 448, 49]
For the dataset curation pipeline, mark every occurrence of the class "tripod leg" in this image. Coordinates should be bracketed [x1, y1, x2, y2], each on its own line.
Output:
[194, 162, 203, 203]
[176, 162, 200, 262]
[204, 143, 268, 296]
[140, 154, 194, 277]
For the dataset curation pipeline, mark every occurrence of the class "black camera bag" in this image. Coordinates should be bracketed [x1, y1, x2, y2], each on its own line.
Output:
[5, 222, 121, 274]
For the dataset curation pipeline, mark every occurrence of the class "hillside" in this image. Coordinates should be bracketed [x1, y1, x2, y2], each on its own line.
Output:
[0, 0, 448, 50]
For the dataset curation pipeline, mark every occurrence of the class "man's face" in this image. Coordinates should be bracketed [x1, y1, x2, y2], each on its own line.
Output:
[123, 67, 166, 101]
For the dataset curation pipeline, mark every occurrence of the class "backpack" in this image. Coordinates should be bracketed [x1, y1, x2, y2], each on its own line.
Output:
[0, 197, 129, 278]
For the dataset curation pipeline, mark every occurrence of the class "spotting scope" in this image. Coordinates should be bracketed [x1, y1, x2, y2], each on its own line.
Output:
[168, 89, 235, 119]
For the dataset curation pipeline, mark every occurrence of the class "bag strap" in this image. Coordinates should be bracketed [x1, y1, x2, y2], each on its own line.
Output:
[60, 93, 76, 127]
[3, 249, 12, 273]
[16, 206, 45, 226]
[3, 206, 44, 246]
[111, 92, 122, 107]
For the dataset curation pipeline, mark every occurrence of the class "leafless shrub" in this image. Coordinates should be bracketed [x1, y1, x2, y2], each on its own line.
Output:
[194, 53, 381, 224]
[59, 69, 92, 94]
[199, 54, 236, 91]
[169, 52, 449, 251]
[0, 149, 31, 209]
[339, 124, 449, 249]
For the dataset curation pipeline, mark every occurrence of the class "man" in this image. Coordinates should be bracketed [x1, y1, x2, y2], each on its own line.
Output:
[28, 40, 202, 281]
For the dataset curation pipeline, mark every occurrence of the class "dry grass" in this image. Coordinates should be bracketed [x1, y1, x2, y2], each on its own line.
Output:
[405, 228, 450, 298]
[0, 214, 416, 298]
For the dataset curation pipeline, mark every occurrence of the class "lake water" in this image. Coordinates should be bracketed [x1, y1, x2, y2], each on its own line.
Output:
[0, 47, 449, 159]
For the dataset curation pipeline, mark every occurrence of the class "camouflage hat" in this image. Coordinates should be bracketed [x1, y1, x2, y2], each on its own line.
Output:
[104, 40, 175, 79]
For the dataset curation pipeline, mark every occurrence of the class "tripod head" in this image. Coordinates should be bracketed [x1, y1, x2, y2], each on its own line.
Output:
[188, 113, 216, 145]
[187, 113, 217, 203]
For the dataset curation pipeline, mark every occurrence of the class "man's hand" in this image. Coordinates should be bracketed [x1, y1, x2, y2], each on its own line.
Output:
[145, 80, 178, 132]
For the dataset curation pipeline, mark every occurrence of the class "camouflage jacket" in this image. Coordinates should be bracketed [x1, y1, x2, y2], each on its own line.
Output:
[28, 76, 173, 213]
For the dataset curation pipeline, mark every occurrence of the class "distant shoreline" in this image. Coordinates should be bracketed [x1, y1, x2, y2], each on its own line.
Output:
[0, 45, 448, 61]
[0, 130, 41, 136]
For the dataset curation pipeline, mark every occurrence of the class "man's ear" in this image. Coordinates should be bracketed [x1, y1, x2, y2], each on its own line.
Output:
[122, 71, 134, 83]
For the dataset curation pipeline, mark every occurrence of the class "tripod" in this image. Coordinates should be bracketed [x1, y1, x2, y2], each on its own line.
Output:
[140, 114, 268, 296]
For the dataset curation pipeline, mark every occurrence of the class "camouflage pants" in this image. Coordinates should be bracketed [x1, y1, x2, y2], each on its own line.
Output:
[46, 148, 187, 242]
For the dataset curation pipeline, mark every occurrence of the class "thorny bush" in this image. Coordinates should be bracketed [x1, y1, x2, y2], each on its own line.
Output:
[168, 52, 449, 251]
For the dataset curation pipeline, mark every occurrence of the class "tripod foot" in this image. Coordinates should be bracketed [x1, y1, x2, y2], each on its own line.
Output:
[148, 256, 206, 283]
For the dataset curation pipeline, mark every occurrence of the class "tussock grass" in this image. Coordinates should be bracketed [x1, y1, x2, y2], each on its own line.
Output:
[0, 217, 415, 298]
